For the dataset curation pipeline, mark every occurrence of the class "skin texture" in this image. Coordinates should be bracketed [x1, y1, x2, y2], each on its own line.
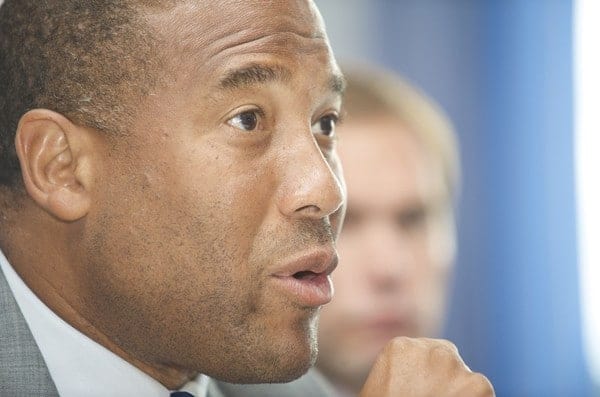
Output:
[317, 116, 456, 393]
[2, 0, 345, 388]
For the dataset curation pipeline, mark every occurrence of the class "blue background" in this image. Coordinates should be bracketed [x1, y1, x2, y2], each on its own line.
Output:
[317, 1, 593, 395]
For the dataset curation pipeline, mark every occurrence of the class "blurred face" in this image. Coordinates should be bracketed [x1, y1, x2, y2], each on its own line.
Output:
[73, 0, 345, 385]
[317, 116, 456, 391]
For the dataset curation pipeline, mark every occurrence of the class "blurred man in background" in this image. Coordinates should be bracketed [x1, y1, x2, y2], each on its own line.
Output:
[317, 64, 461, 397]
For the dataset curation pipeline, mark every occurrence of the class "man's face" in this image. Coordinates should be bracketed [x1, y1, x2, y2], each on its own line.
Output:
[317, 116, 456, 390]
[73, 0, 344, 383]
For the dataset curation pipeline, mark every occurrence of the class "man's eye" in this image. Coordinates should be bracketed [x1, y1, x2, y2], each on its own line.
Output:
[311, 114, 338, 137]
[227, 110, 261, 131]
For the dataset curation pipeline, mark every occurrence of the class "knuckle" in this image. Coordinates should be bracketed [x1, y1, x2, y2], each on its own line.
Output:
[429, 343, 455, 364]
[426, 340, 468, 372]
[467, 372, 495, 396]
[437, 338, 459, 353]
[385, 336, 413, 352]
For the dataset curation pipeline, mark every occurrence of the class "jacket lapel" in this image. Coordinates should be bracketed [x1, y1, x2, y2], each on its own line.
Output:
[0, 266, 59, 396]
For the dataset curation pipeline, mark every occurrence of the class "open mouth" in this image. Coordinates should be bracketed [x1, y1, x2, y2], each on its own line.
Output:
[270, 248, 338, 306]
[293, 270, 320, 280]
[272, 271, 333, 307]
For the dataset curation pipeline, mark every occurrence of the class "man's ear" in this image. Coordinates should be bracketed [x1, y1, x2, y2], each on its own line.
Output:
[15, 109, 92, 221]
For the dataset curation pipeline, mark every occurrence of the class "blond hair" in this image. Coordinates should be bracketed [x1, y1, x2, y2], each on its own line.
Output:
[341, 64, 460, 199]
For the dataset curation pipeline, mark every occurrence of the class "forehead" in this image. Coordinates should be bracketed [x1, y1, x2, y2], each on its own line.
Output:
[339, 118, 445, 204]
[150, 0, 325, 36]
[145, 0, 337, 81]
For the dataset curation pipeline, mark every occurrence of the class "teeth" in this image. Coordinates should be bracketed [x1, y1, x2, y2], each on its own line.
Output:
[293, 271, 317, 280]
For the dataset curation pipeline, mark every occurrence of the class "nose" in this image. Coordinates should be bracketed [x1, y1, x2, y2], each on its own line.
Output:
[363, 222, 411, 291]
[277, 137, 345, 221]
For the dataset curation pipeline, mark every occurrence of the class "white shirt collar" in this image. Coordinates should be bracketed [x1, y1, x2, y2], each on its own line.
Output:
[0, 249, 208, 397]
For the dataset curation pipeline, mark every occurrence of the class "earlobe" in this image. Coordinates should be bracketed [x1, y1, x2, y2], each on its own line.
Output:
[15, 109, 91, 221]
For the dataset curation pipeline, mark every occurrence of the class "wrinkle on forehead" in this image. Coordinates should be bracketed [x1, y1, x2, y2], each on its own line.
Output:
[144, 0, 327, 59]
[208, 31, 331, 64]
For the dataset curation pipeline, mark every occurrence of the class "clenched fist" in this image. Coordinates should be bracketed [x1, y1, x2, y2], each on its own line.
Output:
[359, 337, 494, 397]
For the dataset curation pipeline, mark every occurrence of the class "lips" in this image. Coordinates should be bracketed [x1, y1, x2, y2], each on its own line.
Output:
[271, 248, 338, 307]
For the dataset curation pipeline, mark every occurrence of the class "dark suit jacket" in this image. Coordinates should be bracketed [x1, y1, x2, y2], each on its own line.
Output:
[0, 267, 332, 396]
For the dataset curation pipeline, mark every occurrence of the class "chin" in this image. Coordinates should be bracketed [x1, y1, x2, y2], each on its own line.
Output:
[215, 352, 313, 384]
[260, 308, 319, 382]
[258, 334, 317, 383]
[267, 359, 313, 384]
[210, 326, 318, 384]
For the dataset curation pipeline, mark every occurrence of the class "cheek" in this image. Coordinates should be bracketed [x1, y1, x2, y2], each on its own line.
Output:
[85, 157, 249, 294]
[92, 130, 291, 291]
[418, 222, 455, 282]
[79, 175, 265, 345]
[410, 231, 453, 308]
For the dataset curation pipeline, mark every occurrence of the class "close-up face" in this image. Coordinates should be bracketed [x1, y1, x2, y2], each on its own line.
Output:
[317, 115, 456, 390]
[69, 0, 345, 384]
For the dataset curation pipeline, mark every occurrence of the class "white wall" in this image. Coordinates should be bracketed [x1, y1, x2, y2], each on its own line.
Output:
[575, 0, 600, 389]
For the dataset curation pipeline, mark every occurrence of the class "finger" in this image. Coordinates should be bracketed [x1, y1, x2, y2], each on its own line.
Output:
[450, 372, 495, 397]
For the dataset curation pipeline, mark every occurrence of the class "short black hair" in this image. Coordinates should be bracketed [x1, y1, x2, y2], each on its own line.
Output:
[0, 0, 167, 187]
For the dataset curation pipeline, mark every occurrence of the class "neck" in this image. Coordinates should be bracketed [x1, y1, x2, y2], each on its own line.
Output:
[0, 200, 196, 389]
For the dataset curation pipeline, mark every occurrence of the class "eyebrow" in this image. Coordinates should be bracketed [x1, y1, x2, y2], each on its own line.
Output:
[219, 64, 291, 90]
[218, 63, 346, 95]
